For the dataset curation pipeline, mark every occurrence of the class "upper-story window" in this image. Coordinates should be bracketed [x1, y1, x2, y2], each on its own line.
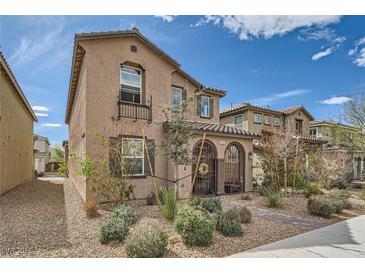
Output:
[295, 119, 303, 135]
[234, 115, 243, 126]
[309, 128, 317, 137]
[120, 66, 141, 104]
[264, 115, 271, 125]
[273, 117, 281, 127]
[171, 86, 186, 110]
[254, 113, 261, 124]
[200, 95, 211, 118]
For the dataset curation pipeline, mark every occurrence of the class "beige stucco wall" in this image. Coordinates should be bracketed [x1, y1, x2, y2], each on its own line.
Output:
[68, 36, 255, 201]
[285, 110, 311, 136]
[0, 66, 34, 195]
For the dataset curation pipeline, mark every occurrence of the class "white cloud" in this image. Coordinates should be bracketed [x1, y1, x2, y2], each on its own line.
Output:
[35, 112, 49, 117]
[154, 15, 177, 23]
[9, 16, 71, 69]
[252, 88, 310, 106]
[40, 123, 63, 127]
[312, 47, 335, 61]
[32, 105, 49, 112]
[193, 16, 341, 40]
[349, 37, 365, 68]
[320, 96, 352, 105]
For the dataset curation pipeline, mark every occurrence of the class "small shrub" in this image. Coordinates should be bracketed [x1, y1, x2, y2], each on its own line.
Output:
[83, 200, 99, 218]
[109, 205, 139, 226]
[216, 208, 243, 237]
[262, 187, 282, 208]
[201, 197, 222, 213]
[328, 190, 351, 209]
[359, 191, 365, 201]
[173, 206, 215, 246]
[237, 206, 252, 224]
[38, 171, 44, 177]
[304, 183, 323, 198]
[189, 196, 201, 207]
[99, 217, 128, 244]
[58, 162, 69, 177]
[327, 197, 344, 213]
[336, 179, 349, 190]
[145, 189, 165, 206]
[125, 226, 168, 258]
[240, 193, 252, 200]
[158, 185, 179, 221]
[307, 196, 333, 218]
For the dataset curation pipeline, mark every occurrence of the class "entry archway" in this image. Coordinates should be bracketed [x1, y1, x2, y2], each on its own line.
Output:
[224, 142, 245, 193]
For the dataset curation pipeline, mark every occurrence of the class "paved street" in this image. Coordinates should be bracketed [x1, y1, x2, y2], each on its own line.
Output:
[229, 215, 365, 258]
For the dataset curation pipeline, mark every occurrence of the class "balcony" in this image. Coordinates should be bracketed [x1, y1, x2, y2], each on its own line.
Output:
[117, 95, 152, 123]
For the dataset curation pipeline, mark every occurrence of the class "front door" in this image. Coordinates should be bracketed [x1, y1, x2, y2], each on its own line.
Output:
[192, 141, 217, 196]
[224, 143, 244, 193]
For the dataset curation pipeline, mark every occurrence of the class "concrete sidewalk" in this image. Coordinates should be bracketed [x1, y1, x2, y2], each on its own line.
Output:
[230, 215, 365, 258]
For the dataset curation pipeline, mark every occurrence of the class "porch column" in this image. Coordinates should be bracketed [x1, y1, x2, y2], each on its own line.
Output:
[353, 157, 358, 179]
[217, 158, 225, 195]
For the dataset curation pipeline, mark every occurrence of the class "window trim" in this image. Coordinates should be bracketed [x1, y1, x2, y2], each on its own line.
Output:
[273, 117, 281, 127]
[309, 128, 317, 137]
[121, 137, 144, 176]
[234, 114, 243, 126]
[120, 65, 142, 104]
[200, 95, 211, 118]
[172, 86, 183, 110]
[264, 115, 271, 125]
[253, 113, 262, 124]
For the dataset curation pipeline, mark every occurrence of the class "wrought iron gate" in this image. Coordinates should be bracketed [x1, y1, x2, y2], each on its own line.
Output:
[224, 143, 243, 193]
[192, 141, 217, 196]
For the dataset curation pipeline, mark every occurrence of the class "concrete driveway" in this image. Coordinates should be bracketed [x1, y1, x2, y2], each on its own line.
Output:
[229, 215, 365, 258]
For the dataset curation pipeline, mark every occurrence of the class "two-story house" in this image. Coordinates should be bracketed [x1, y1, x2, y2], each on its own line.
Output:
[0, 52, 37, 195]
[65, 28, 259, 202]
[33, 134, 50, 173]
[220, 103, 325, 183]
[310, 120, 365, 180]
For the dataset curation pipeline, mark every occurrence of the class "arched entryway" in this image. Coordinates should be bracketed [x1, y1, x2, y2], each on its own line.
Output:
[224, 143, 245, 193]
[192, 140, 217, 196]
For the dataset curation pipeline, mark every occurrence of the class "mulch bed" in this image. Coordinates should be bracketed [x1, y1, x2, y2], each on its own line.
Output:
[1, 179, 364, 258]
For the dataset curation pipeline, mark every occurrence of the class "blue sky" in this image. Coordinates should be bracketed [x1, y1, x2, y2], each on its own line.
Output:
[1, 15, 365, 146]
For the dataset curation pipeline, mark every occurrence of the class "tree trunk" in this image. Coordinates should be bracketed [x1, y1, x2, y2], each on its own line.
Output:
[284, 156, 287, 195]
[175, 163, 179, 187]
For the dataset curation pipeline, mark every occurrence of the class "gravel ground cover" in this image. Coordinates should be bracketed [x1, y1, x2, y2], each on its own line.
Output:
[1, 179, 363, 258]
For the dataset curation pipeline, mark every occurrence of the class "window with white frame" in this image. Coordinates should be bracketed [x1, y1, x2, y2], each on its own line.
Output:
[234, 115, 243, 126]
[120, 66, 142, 104]
[200, 96, 210, 118]
[264, 115, 271, 125]
[172, 86, 183, 110]
[121, 138, 144, 176]
[273, 117, 281, 127]
[254, 113, 261, 123]
[309, 128, 317, 137]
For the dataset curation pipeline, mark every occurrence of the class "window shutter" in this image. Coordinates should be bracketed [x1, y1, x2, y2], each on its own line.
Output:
[209, 97, 214, 118]
[197, 94, 201, 115]
[182, 89, 187, 101]
[144, 139, 155, 176]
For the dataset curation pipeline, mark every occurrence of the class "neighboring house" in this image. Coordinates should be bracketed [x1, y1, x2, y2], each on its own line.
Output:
[310, 120, 365, 180]
[220, 103, 325, 183]
[0, 52, 37, 195]
[34, 135, 50, 173]
[65, 28, 259, 202]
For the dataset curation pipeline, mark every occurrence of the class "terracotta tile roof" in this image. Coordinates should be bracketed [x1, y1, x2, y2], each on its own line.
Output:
[220, 103, 284, 116]
[0, 52, 37, 122]
[194, 122, 259, 138]
[298, 135, 327, 143]
[310, 120, 359, 130]
[65, 28, 225, 123]
[279, 105, 304, 114]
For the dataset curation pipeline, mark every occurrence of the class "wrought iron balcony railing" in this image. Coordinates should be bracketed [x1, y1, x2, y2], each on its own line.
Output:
[117, 95, 152, 123]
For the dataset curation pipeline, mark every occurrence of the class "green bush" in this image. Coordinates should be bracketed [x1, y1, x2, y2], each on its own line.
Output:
[125, 226, 168, 258]
[328, 190, 351, 210]
[99, 217, 129, 244]
[336, 179, 349, 190]
[216, 208, 243, 237]
[173, 206, 215, 246]
[327, 197, 344, 213]
[304, 183, 323, 198]
[201, 197, 222, 213]
[240, 193, 252, 200]
[262, 187, 282, 208]
[109, 205, 139, 226]
[189, 196, 202, 207]
[145, 189, 165, 206]
[237, 206, 252, 224]
[307, 196, 333, 218]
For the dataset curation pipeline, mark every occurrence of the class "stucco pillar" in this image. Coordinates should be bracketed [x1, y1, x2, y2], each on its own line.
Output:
[217, 158, 225, 195]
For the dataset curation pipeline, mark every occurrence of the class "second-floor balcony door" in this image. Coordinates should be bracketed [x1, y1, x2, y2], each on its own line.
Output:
[295, 119, 303, 135]
[120, 66, 141, 104]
